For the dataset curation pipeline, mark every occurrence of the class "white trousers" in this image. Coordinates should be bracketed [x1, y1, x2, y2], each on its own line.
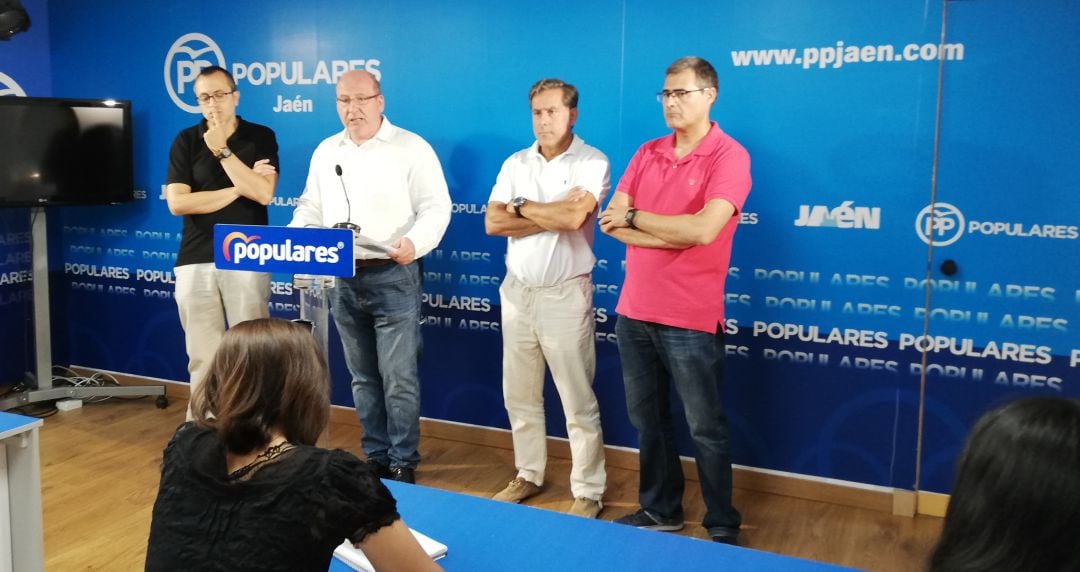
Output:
[175, 263, 270, 417]
[499, 274, 606, 500]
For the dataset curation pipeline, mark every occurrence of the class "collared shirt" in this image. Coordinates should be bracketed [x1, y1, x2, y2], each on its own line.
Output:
[289, 116, 451, 260]
[614, 122, 752, 333]
[489, 135, 610, 287]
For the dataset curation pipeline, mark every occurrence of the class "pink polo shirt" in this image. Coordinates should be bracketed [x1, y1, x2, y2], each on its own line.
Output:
[614, 123, 751, 333]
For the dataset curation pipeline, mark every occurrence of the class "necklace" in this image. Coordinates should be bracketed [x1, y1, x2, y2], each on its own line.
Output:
[227, 440, 295, 482]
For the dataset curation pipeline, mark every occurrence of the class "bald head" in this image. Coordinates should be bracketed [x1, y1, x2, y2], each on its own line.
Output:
[338, 70, 381, 95]
[336, 70, 384, 143]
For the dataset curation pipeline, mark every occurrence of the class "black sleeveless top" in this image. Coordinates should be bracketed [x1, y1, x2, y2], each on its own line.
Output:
[145, 423, 399, 571]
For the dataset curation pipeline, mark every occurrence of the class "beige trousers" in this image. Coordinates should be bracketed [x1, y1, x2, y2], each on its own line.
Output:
[499, 274, 606, 500]
[175, 263, 270, 417]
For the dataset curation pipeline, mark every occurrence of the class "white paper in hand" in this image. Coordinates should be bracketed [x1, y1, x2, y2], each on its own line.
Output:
[352, 232, 392, 258]
[334, 528, 447, 571]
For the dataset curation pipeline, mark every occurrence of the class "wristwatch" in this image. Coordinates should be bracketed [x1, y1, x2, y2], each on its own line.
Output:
[215, 147, 233, 161]
[511, 196, 528, 218]
[625, 208, 639, 229]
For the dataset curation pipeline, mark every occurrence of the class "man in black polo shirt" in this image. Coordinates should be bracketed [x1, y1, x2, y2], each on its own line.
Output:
[165, 66, 278, 416]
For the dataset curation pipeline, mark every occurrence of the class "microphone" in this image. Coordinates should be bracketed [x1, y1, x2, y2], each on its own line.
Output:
[332, 164, 360, 232]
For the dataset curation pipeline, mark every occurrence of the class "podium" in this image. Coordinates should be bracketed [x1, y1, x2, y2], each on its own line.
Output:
[214, 224, 355, 339]
[215, 224, 356, 434]
[293, 274, 337, 361]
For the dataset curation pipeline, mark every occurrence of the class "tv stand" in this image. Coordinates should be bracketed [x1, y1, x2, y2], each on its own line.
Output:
[0, 208, 167, 412]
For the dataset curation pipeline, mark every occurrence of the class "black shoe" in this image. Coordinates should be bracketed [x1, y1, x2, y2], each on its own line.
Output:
[613, 508, 684, 531]
[711, 533, 739, 546]
[366, 459, 391, 479]
[709, 526, 740, 546]
[389, 466, 415, 484]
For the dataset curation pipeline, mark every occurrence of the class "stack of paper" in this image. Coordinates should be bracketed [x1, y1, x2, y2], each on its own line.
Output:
[334, 528, 448, 571]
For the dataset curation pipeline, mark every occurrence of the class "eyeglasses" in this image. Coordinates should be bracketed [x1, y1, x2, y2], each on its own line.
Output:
[336, 93, 381, 106]
[655, 88, 709, 103]
[195, 90, 235, 104]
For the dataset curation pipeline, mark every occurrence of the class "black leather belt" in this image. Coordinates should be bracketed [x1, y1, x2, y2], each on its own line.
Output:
[355, 258, 392, 269]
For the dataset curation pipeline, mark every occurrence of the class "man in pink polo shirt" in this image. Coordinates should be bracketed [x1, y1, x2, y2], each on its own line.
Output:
[599, 56, 751, 545]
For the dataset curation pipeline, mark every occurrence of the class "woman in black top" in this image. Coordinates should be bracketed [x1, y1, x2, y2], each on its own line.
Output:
[146, 318, 440, 571]
[928, 397, 1080, 572]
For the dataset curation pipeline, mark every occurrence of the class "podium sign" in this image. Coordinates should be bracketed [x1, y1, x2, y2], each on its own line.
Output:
[213, 224, 355, 277]
[213, 224, 352, 436]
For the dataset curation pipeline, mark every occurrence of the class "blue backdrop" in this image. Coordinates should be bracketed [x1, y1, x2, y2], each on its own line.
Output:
[1, 0, 1076, 494]
[0, 0, 51, 386]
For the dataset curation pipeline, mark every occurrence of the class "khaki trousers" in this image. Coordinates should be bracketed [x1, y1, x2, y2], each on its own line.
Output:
[499, 274, 606, 500]
[175, 263, 270, 417]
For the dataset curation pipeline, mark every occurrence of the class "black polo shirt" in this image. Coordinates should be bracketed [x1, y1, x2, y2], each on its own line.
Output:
[166, 117, 279, 267]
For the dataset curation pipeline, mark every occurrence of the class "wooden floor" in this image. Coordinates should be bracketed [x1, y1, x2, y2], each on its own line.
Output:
[35, 397, 942, 571]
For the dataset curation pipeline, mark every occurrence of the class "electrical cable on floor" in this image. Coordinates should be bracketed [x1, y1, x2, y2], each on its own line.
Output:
[11, 402, 58, 418]
[50, 366, 148, 402]
[3, 367, 153, 418]
[2, 381, 58, 417]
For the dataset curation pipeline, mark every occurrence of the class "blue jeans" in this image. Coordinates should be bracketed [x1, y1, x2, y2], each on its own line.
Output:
[615, 316, 741, 533]
[329, 261, 423, 469]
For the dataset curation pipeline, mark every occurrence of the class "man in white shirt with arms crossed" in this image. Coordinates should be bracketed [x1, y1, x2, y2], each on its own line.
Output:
[485, 78, 610, 518]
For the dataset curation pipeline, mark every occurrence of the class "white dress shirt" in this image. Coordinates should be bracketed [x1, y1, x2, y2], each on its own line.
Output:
[289, 116, 451, 260]
[489, 135, 610, 287]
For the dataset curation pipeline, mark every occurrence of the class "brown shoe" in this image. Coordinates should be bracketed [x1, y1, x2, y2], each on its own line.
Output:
[492, 477, 542, 503]
[568, 497, 603, 519]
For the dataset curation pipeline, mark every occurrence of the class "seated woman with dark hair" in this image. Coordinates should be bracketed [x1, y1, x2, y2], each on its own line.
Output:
[146, 318, 440, 571]
[928, 396, 1080, 572]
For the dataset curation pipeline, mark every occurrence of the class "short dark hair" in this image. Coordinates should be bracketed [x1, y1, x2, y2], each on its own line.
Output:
[191, 318, 330, 454]
[528, 78, 578, 109]
[196, 65, 237, 92]
[666, 56, 718, 90]
[929, 397, 1080, 572]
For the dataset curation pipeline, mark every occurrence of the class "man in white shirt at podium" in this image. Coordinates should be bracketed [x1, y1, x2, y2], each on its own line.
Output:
[289, 70, 451, 485]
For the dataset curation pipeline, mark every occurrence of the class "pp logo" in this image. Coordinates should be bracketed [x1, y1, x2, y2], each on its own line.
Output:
[0, 72, 27, 97]
[163, 33, 225, 113]
[915, 202, 965, 246]
[221, 231, 260, 262]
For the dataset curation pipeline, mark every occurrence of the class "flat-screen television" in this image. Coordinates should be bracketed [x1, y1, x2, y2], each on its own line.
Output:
[0, 96, 133, 207]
